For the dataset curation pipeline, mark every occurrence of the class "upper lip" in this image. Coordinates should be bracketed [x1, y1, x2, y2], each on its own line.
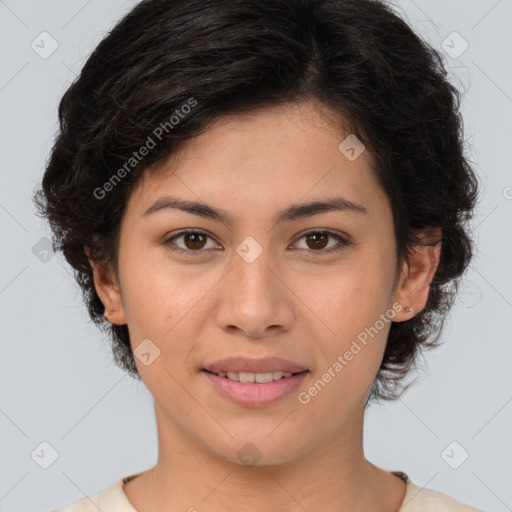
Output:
[203, 356, 308, 374]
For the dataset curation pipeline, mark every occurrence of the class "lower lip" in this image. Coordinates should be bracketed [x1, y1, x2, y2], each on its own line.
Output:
[202, 370, 308, 407]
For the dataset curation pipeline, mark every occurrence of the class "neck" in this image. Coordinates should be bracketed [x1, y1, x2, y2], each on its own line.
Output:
[123, 399, 406, 512]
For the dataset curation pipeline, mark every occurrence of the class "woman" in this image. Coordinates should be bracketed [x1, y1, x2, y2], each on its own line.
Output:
[35, 0, 483, 510]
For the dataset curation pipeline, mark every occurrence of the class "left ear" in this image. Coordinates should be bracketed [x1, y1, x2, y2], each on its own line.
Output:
[392, 228, 442, 322]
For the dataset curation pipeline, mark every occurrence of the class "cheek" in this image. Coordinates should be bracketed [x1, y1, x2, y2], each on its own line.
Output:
[298, 250, 395, 330]
[119, 255, 219, 375]
[119, 253, 199, 334]
[297, 301, 391, 424]
[297, 252, 395, 390]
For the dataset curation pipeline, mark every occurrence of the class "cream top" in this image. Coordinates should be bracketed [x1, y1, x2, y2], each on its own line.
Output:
[52, 471, 485, 511]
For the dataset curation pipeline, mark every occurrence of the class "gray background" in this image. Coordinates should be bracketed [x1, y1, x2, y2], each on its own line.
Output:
[0, 0, 511, 511]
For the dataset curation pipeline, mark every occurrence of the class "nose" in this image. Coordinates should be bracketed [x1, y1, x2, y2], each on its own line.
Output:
[214, 246, 295, 339]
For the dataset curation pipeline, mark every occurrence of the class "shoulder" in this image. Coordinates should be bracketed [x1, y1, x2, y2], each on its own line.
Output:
[401, 480, 485, 511]
[51, 473, 141, 512]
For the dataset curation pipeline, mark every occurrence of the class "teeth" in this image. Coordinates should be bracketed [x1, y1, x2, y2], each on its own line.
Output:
[217, 371, 296, 382]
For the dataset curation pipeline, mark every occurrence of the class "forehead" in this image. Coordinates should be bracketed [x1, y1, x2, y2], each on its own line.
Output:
[152, 100, 363, 172]
[126, 100, 386, 220]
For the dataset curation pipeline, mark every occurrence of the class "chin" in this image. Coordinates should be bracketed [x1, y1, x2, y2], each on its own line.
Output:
[203, 430, 309, 468]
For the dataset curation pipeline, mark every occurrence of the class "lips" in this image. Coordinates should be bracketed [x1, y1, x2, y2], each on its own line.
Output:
[203, 356, 308, 374]
[203, 369, 309, 407]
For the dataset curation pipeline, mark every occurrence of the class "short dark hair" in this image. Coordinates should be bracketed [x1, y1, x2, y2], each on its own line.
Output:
[34, 0, 479, 402]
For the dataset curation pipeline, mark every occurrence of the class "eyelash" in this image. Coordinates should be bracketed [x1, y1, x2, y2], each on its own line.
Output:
[163, 229, 352, 256]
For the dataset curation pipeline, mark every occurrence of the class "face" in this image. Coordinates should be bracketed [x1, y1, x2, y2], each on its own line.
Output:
[92, 100, 437, 467]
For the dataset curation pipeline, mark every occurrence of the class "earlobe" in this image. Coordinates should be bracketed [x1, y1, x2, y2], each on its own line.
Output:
[392, 229, 442, 322]
[85, 246, 127, 325]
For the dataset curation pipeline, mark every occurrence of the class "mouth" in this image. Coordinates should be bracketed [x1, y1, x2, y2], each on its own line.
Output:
[202, 369, 307, 383]
[201, 368, 309, 407]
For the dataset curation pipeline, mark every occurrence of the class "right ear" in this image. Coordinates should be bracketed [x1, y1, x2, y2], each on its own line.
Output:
[85, 246, 127, 325]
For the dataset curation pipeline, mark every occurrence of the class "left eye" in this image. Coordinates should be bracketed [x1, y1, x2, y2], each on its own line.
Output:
[293, 230, 351, 253]
[164, 229, 351, 255]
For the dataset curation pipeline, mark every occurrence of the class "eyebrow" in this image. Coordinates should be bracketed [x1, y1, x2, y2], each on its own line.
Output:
[142, 196, 368, 225]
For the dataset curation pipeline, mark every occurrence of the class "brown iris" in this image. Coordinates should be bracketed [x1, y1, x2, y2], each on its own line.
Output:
[183, 232, 207, 250]
[305, 232, 329, 250]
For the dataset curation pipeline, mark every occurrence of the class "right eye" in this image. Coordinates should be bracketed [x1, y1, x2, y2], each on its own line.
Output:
[164, 229, 221, 255]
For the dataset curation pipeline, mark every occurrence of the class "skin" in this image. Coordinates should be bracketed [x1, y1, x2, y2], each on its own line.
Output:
[89, 100, 441, 512]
